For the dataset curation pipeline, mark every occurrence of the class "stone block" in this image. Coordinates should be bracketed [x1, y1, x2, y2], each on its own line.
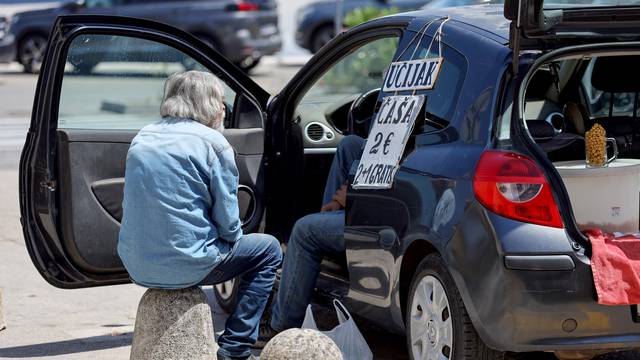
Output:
[261, 328, 343, 360]
[130, 287, 217, 360]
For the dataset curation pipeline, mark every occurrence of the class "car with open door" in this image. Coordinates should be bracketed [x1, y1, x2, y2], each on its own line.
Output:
[19, 1, 640, 359]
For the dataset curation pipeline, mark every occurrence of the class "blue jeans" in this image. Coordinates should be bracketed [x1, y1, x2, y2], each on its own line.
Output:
[322, 135, 365, 205]
[199, 233, 282, 358]
[269, 211, 346, 331]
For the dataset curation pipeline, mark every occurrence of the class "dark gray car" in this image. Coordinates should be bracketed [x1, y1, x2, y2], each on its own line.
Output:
[295, 0, 432, 54]
[3, 0, 280, 73]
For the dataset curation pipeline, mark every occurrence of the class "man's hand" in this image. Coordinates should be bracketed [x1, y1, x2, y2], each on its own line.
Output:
[333, 185, 347, 208]
[321, 200, 342, 212]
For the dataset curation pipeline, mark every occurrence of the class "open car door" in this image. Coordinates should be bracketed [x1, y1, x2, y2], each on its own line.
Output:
[19, 15, 270, 288]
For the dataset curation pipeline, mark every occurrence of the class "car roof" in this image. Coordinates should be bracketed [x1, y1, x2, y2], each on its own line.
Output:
[403, 4, 509, 43]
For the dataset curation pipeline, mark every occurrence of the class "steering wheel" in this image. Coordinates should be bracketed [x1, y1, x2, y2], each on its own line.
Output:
[347, 88, 381, 137]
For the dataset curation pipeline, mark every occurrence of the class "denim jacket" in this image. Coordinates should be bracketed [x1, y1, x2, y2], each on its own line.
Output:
[118, 117, 242, 288]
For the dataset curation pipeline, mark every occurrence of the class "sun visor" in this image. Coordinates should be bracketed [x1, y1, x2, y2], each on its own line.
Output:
[592, 56, 640, 93]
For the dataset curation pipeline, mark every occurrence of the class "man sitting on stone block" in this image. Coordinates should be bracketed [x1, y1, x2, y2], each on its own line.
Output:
[118, 71, 282, 360]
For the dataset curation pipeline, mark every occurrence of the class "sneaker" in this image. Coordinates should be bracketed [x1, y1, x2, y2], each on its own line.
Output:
[253, 323, 280, 349]
[217, 354, 258, 360]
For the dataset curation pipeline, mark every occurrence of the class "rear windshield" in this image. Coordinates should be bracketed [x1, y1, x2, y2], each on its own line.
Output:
[544, 0, 640, 9]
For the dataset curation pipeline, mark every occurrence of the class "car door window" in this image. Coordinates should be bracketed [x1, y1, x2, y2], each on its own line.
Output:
[295, 36, 399, 144]
[59, 34, 237, 130]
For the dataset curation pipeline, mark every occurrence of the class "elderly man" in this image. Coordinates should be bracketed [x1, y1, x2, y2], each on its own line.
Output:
[118, 71, 281, 360]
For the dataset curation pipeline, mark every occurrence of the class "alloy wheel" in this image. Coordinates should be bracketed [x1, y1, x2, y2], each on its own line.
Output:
[19, 35, 47, 73]
[409, 274, 454, 360]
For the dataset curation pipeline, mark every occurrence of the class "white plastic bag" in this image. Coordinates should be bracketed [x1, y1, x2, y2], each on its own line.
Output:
[301, 299, 373, 360]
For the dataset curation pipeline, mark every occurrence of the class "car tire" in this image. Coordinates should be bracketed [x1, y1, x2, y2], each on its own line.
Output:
[234, 56, 261, 73]
[18, 34, 48, 74]
[214, 278, 239, 314]
[310, 24, 335, 54]
[406, 254, 505, 360]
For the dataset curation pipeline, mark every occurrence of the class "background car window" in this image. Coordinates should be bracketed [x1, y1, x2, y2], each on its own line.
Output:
[391, 33, 467, 131]
[582, 59, 635, 118]
[85, 0, 116, 7]
[58, 34, 236, 130]
[296, 36, 399, 132]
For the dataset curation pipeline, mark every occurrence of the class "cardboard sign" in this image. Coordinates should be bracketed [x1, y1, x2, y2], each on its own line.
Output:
[382, 58, 443, 92]
[352, 95, 425, 189]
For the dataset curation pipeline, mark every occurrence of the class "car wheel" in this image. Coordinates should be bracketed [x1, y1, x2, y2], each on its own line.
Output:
[18, 34, 48, 74]
[406, 254, 504, 360]
[234, 56, 261, 73]
[214, 278, 239, 313]
[310, 24, 335, 54]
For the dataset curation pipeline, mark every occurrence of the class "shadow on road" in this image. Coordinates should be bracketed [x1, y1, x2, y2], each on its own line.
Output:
[0, 332, 132, 358]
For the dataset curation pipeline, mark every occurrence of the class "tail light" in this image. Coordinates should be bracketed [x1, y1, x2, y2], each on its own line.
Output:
[226, 1, 259, 11]
[473, 150, 563, 228]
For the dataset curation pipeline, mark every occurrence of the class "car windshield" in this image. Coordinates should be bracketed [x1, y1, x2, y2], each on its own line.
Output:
[544, 0, 640, 8]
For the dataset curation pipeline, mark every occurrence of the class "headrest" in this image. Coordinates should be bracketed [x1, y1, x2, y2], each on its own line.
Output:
[592, 56, 640, 93]
[526, 69, 555, 99]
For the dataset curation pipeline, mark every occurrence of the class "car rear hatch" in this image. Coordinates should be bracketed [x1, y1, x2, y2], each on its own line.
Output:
[504, 0, 640, 245]
[506, 0, 640, 72]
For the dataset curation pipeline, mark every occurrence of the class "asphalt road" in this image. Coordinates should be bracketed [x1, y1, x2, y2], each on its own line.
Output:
[0, 59, 638, 360]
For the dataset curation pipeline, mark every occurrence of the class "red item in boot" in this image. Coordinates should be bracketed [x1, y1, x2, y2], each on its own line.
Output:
[586, 229, 640, 305]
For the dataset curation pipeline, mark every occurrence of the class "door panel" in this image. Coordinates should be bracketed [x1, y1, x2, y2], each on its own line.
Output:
[20, 15, 269, 287]
[57, 128, 264, 274]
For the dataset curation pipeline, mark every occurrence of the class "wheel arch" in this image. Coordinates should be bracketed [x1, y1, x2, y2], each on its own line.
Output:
[308, 21, 334, 52]
[398, 238, 440, 321]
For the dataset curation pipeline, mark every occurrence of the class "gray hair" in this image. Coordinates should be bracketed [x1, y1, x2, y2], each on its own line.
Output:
[160, 70, 225, 130]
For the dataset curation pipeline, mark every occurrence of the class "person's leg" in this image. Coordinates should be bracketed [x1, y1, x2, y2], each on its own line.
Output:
[269, 211, 345, 331]
[322, 135, 365, 205]
[199, 233, 282, 359]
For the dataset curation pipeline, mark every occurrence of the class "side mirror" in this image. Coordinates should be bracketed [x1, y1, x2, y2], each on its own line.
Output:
[62, 0, 86, 10]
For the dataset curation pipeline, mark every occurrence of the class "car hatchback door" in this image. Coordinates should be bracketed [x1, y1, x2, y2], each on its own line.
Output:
[19, 15, 271, 288]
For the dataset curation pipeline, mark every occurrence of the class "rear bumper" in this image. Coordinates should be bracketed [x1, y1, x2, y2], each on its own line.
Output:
[219, 12, 281, 63]
[0, 34, 16, 63]
[449, 207, 640, 352]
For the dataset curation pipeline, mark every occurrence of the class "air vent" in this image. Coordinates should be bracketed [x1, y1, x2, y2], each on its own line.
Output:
[306, 123, 324, 141]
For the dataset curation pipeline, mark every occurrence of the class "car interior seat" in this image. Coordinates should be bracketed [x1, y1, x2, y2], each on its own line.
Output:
[589, 55, 640, 158]
[525, 69, 584, 160]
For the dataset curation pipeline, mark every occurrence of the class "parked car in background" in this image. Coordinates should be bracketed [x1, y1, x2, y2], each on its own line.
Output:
[295, 0, 432, 54]
[1, 0, 280, 73]
[0, 0, 60, 63]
